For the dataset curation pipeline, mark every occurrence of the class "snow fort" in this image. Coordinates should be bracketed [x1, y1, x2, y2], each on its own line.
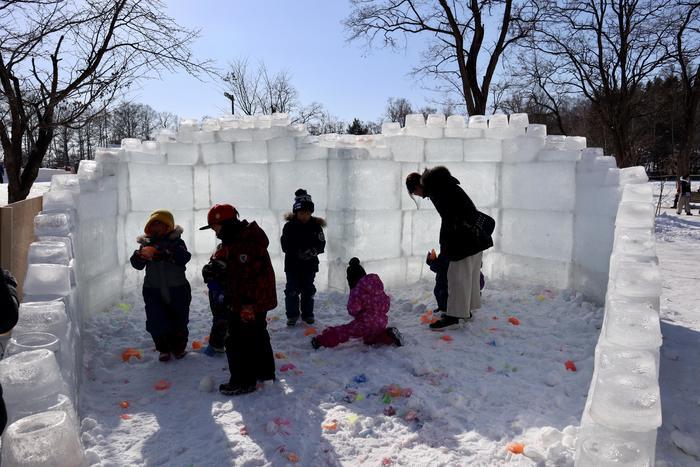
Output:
[1, 112, 661, 466]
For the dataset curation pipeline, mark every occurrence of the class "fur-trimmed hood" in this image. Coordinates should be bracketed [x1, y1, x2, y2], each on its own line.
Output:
[283, 212, 326, 227]
[136, 225, 184, 245]
[421, 166, 460, 196]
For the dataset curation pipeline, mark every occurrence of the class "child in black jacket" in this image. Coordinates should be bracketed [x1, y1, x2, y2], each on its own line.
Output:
[1, 270, 19, 434]
[281, 189, 326, 326]
[130, 210, 192, 362]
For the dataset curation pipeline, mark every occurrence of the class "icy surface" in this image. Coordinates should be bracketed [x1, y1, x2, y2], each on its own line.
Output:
[79, 280, 601, 466]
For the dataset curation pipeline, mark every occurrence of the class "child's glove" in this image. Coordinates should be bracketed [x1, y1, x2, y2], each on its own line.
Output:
[240, 305, 255, 323]
[139, 246, 158, 260]
[425, 249, 437, 266]
[207, 281, 226, 305]
[298, 248, 318, 261]
[202, 259, 226, 283]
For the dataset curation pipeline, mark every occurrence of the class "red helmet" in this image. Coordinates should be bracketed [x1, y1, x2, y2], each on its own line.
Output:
[199, 203, 238, 230]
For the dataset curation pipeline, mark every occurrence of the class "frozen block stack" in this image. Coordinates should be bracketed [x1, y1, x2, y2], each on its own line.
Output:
[576, 173, 661, 467]
[12, 111, 655, 463]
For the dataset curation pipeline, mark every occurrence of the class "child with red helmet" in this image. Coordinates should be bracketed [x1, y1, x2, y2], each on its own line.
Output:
[200, 204, 278, 395]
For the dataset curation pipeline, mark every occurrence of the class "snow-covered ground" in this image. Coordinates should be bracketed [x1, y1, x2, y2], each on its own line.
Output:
[80, 277, 601, 466]
[0, 182, 51, 206]
[654, 207, 700, 466]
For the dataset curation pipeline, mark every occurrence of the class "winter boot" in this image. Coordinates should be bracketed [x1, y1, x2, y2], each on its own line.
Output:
[429, 315, 461, 331]
[203, 344, 225, 357]
[158, 352, 171, 362]
[219, 382, 256, 396]
[386, 327, 404, 347]
[311, 337, 321, 350]
[286, 318, 298, 327]
[301, 315, 315, 325]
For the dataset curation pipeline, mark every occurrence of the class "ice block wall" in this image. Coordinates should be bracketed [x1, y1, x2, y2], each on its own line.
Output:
[94, 112, 623, 299]
[6, 111, 652, 464]
[575, 176, 662, 466]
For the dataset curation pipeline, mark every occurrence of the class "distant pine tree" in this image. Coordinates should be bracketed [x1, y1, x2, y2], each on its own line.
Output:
[347, 118, 369, 135]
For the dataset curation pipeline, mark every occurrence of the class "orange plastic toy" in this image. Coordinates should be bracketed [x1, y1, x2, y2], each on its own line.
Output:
[121, 348, 142, 362]
[303, 327, 317, 336]
[565, 360, 577, 372]
[322, 420, 338, 431]
[192, 340, 203, 350]
[420, 311, 439, 325]
[119, 400, 130, 409]
[428, 249, 437, 261]
[506, 442, 525, 454]
[120, 414, 131, 420]
[508, 317, 521, 326]
[440, 335, 453, 342]
[154, 380, 172, 391]
[287, 453, 299, 463]
[204, 335, 210, 343]
[274, 352, 287, 359]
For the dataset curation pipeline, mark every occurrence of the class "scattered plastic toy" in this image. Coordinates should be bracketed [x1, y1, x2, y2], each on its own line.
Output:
[536, 295, 546, 302]
[383, 406, 396, 416]
[404, 410, 419, 422]
[353, 374, 368, 384]
[240, 426, 249, 436]
[120, 414, 131, 420]
[117, 303, 131, 313]
[119, 400, 130, 409]
[486, 366, 496, 373]
[347, 414, 359, 425]
[507, 442, 525, 454]
[191, 340, 203, 350]
[355, 393, 365, 401]
[322, 420, 338, 431]
[204, 335, 210, 343]
[287, 453, 299, 463]
[507, 317, 521, 326]
[121, 348, 142, 362]
[280, 363, 296, 372]
[382, 393, 392, 404]
[303, 327, 317, 336]
[382, 458, 393, 466]
[274, 352, 287, 359]
[420, 310, 439, 325]
[154, 380, 172, 391]
[486, 340, 497, 347]
[565, 360, 577, 372]
[440, 335, 453, 342]
[492, 316, 499, 320]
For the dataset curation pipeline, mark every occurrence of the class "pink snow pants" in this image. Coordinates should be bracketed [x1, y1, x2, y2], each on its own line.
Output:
[316, 317, 394, 348]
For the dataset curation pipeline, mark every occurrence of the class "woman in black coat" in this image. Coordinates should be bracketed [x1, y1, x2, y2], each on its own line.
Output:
[406, 166, 493, 330]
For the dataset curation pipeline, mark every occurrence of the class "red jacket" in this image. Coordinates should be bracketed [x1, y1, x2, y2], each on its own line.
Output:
[213, 221, 277, 314]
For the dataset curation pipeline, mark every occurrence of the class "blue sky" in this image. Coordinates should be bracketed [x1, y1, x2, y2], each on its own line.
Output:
[129, 1, 439, 122]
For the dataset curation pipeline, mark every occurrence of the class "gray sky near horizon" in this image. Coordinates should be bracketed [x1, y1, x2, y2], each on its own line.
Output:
[128, 0, 441, 123]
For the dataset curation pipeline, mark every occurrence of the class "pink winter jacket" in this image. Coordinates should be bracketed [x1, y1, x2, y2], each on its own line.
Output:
[347, 274, 390, 327]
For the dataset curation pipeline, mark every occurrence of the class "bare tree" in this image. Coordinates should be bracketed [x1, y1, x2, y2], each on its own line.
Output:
[345, 0, 543, 115]
[385, 97, 413, 126]
[223, 58, 262, 116]
[0, 0, 210, 202]
[533, 0, 674, 167]
[670, 1, 700, 178]
[502, 48, 574, 134]
[259, 66, 298, 114]
[293, 102, 325, 125]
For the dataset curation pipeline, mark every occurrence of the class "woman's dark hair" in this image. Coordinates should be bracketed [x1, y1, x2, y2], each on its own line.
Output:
[405, 172, 422, 195]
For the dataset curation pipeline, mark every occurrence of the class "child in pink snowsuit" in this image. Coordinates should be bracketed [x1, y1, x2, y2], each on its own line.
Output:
[312, 257, 403, 349]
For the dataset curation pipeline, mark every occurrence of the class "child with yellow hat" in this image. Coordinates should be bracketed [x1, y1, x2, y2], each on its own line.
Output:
[130, 209, 192, 362]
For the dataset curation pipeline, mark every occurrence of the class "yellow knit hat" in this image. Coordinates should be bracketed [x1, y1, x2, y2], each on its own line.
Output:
[144, 209, 175, 235]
